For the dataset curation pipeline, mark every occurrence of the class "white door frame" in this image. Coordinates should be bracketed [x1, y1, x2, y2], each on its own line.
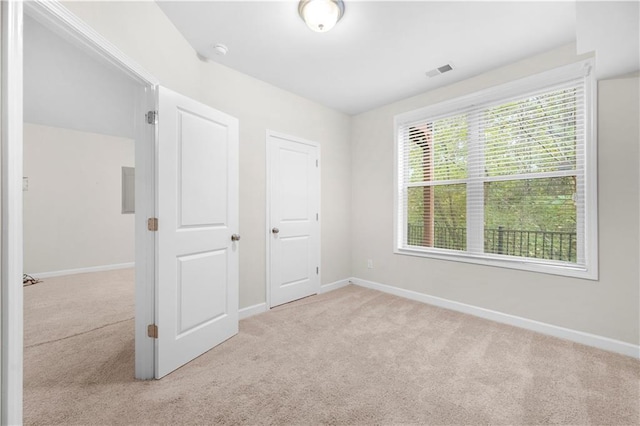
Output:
[265, 129, 321, 309]
[1, 1, 24, 423]
[1, 1, 159, 422]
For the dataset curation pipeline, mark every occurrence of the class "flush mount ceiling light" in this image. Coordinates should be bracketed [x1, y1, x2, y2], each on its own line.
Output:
[298, 0, 345, 33]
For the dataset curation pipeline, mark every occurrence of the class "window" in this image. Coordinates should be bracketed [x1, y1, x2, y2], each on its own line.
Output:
[394, 60, 597, 279]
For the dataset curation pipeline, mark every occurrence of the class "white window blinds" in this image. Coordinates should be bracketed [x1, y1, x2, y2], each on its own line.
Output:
[395, 60, 596, 277]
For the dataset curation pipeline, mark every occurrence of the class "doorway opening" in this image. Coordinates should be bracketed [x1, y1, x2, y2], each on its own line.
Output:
[2, 2, 159, 422]
[22, 13, 142, 416]
[20, 1, 158, 381]
[4, 3, 241, 422]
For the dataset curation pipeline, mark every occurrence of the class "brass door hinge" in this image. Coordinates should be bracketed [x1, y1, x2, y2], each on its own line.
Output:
[148, 217, 158, 231]
[147, 324, 158, 339]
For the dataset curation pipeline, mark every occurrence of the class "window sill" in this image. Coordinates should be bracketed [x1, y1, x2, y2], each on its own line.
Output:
[394, 247, 598, 280]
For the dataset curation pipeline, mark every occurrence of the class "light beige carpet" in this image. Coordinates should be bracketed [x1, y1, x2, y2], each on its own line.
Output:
[24, 268, 134, 348]
[24, 270, 639, 425]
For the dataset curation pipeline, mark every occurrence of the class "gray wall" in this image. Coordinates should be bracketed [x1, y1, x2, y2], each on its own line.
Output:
[350, 44, 639, 345]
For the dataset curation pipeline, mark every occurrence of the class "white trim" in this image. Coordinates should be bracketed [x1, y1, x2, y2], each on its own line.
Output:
[239, 303, 268, 320]
[319, 278, 351, 294]
[29, 262, 135, 279]
[583, 66, 598, 280]
[394, 248, 594, 280]
[265, 131, 272, 309]
[134, 84, 157, 381]
[351, 277, 640, 359]
[240, 279, 351, 320]
[1, 1, 24, 423]
[265, 130, 321, 309]
[24, 1, 158, 86]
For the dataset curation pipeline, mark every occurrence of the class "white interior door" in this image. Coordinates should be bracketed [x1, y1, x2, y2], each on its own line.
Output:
[267, 131, 320, 308]
[156, 86, 239, 378]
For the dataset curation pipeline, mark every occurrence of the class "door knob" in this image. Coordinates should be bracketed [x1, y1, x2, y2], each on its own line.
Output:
[231, 234, 241, 241]
[272, 227, 280, 234]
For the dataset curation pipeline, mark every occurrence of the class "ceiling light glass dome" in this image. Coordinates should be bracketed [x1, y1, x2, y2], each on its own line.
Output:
[298, 0, 345, 33]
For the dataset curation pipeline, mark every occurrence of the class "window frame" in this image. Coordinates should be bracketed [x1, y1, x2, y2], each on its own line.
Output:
[393, 59, 598, 280]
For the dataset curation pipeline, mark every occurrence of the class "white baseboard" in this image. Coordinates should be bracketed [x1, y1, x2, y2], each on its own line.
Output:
[351, 277, 640, 359]
[30, 262, 135, 279]
[319, 278, 351, 294]
[239, 302, 267, 320]
[240, 279, 350, 320]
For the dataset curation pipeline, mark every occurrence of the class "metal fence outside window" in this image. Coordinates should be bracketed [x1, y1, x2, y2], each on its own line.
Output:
[407, 224, 577, 263]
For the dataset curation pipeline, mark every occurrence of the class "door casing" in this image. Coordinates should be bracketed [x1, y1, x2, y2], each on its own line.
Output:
[265, 129, 321, 309]
[2, 1, 159, 422]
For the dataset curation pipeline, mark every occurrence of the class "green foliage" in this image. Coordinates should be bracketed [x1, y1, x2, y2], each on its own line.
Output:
[484, 177, 576, 233]
[484, 89, 577, 176]
[408, 185, 466, 230]
[433, 115, 468, 181]
[405, 87, 578, 261]
[407, 115, 468, 231]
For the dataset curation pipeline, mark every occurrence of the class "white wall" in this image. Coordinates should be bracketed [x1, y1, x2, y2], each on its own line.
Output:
[23, 123, 135, 275]
[23, 15, 137, 139]
[576, 1, 640, 80]
[351, 44, 640, 346]
[61, 1, 352, 309]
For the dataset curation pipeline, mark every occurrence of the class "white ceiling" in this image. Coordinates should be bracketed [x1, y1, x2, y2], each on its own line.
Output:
[157, 1, 577, 115]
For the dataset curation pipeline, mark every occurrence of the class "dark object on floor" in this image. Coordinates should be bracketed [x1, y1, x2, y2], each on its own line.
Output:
[23, 274, 42, 287]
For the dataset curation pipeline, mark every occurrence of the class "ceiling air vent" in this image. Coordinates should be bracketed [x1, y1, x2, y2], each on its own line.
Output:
[425, 63, 454, 78]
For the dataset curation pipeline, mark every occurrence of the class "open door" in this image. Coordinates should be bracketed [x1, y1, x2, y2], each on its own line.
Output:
[155, 87, 239, 378]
